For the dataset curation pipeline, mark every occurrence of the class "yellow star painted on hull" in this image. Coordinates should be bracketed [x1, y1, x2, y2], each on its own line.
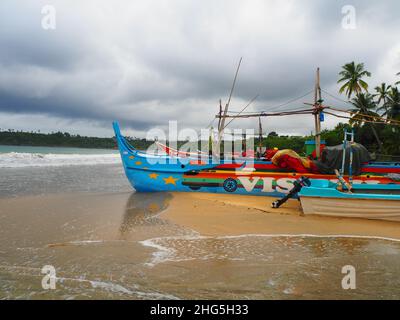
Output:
[149, 173, 159, 179]
[135, 161, 142, 165]
[163, 176, 179, 185]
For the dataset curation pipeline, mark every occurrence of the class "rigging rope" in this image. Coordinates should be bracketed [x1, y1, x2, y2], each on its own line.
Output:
[227, 90, 314, 114]
[267, 90, 314, 112]
[220, 108, 315, 119]
[321, 88, 352, 106]
[323, 110, 400, 126]
[325, 106, 400, 126]
[223, 94, 259, 129]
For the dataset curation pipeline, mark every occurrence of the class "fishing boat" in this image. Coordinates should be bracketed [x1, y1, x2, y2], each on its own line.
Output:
[113, 122, 400, 197]
[113, 63, 400, 197]
[298, 179, 400, 222]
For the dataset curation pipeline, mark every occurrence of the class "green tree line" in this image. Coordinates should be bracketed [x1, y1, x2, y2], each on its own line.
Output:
[335, 61, 400, 157]
[0, 130, 154, 150]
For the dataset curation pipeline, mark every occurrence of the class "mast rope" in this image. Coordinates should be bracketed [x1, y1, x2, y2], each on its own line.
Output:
[324, 106, 400, 126]
[320, 88, 352, 106]
[227, 90, 314, 114]
[223, 94, 259, 129]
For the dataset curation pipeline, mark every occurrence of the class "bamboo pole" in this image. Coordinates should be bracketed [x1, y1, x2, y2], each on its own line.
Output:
[215, 109, 315, 119]
[258, 117, 262, 158]
[217, 99, 222, 132]
[314, 67, 321, 159]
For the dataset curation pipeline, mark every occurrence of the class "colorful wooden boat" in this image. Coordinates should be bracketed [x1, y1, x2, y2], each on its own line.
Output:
[298, 179, 400, 221]
[113, 122, 400, 196]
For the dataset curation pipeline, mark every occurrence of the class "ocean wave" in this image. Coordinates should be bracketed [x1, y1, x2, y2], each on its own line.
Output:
[140, 234, 400, 266]
[0, 152, 121, 168]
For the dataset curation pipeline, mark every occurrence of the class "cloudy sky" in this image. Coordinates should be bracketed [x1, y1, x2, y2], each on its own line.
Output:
[0, 0, 399, 137]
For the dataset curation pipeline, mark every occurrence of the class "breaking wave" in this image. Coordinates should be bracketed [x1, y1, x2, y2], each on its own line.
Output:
[0, 152, 121, 168]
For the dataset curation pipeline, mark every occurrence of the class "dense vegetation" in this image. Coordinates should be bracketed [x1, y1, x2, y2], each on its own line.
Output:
[334, 62, 400, 158]
[0, 130, 154, 150]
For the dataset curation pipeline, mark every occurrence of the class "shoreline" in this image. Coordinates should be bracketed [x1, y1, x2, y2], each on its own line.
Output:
[162, 192, 400, 240]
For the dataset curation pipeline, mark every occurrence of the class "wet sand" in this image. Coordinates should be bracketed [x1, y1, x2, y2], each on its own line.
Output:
[1, 191, 400, 299]
[164, 192, 400, 240]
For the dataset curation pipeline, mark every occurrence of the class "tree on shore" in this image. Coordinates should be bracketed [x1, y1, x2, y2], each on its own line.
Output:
[373, 82, 391, 116]
[338, 62, 371, 99]
[385, 87, 400, 121]
[349, 93, 383, 152]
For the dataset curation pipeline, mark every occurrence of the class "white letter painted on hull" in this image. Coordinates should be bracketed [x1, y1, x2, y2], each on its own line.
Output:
[276, 178, 295, 194]
[237, 177, 260, 192]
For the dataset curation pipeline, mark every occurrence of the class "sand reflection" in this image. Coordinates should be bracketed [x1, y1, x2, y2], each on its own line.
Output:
[119, 192, 172, 235]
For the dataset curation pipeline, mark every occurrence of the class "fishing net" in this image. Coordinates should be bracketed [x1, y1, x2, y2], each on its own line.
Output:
[315, 143, 371, 175]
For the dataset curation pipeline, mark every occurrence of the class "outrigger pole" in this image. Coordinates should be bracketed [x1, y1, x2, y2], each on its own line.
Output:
[215, 108, 316, 119]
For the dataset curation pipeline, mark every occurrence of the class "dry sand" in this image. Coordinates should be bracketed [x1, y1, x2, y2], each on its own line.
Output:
[163, 192, 400, 240]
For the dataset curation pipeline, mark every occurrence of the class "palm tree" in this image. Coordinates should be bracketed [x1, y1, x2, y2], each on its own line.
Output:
[396, 72, 400, 85]
[385, 87, 400, 121]
[338, 62, 371, 98]
[373, 82, 391, 116]
[350, 93, 382, 151]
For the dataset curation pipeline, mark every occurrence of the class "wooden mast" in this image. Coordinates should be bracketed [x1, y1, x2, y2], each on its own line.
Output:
[314, 67, 322, 159]
[258, 117, 263, 158]
[217, 99, 222, 132]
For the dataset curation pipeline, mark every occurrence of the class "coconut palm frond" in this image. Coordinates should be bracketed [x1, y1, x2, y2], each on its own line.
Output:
[338, 62, 371, 99]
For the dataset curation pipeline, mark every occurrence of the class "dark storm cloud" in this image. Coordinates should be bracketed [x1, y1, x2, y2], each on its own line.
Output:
[0, 0, 399, 136]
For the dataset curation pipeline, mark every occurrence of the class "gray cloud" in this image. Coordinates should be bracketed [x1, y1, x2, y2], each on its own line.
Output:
[0, 0, 399, 136]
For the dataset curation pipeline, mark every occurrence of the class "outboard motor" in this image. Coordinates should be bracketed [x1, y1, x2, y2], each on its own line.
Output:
[271, 176, 311, 208]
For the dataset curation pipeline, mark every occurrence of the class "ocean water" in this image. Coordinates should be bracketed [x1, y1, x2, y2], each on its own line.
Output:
[0, 145, 121, 169]
[0, 145, 130, 197]
[0, 145, 119, 155]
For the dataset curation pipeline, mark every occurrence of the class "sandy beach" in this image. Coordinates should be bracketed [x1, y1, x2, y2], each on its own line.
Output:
[164, 192, 400, 240]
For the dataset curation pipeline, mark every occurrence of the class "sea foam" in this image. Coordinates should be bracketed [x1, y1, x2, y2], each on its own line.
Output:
[0, 152, 121, 168]
[140, 233, 400, 266]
